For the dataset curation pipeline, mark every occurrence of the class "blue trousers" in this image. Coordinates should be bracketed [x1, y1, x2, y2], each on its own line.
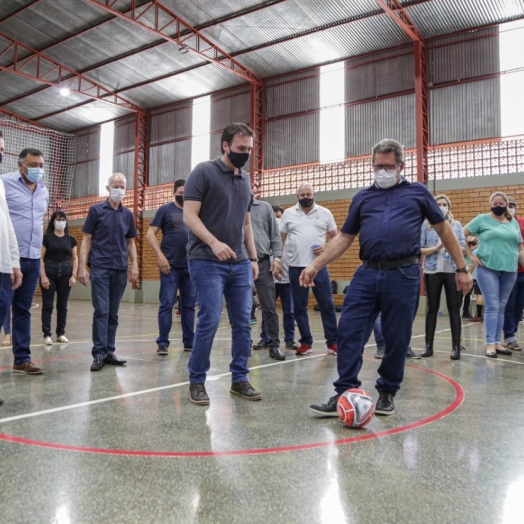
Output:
[10, 258, 41, 365]
[188, 259, 252, 384]
[334, 264, 420, 395]
[503, 272, 524, 342]
[90, 266, 128, 359]
[157, 268, 196, 348]
[289, 266, 337, 346]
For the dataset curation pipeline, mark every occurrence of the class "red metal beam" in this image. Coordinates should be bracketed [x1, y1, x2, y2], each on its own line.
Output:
[376, 0, 428, 184]
[0, 106, 52, 128]
[85, 0, 262, 86]
[250, 82, 265, 196]
[133, 110, 149, 291]
[0, 31, 141, 113]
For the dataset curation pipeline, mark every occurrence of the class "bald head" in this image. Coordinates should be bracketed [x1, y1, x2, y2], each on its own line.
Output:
[108, 172, 126, 188]
[297, 183, 315, 210]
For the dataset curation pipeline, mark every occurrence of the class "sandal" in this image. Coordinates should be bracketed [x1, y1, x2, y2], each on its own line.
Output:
[506, 341, 522, 351]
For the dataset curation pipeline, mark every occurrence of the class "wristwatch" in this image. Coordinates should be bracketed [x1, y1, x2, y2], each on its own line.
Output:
[456, 266, 469, 273]
[249, 258, 259, 262]
[274, 258, 281, 263]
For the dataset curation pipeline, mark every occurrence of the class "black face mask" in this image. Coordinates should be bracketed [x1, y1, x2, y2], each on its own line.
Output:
[491, 206, 507, 217]
[227, 148, 250, 169]
[175, 195, 184, 206]
[0, 152, 3, 164]
[298, 197, 314, 208]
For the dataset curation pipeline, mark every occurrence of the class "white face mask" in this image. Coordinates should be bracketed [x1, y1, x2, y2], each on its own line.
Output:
[275, 217, 281, 225]
[440, 206, 448, 216]
[54, 221, 66, 231]
[509, 207, 516, 216]
[110, 188, 125, 203]
[374, 169, 398, 189]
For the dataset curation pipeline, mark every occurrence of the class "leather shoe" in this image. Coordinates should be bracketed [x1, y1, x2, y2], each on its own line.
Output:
[285, 340, 299, 349]
[309, 394, 340, 417]
[188, 383, 210, 405]
[376, 390, 395, 415]
[420, 344, 433, 357]
[269, 347, 286, 360]
[90, 357, 105, 372]
[406, 347, 421, 359]
[104, 354, 127, 365]
[252, 339, 269, 350]
[451, 344, 464, 360]
[230, 381, 262, 400]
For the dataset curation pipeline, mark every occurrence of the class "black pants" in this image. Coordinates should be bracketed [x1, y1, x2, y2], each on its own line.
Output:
[424, 272, 462, 345]
[41, 261, 72, 337]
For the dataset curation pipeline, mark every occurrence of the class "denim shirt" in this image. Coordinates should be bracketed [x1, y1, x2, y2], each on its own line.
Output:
[421, 220, 465, 271]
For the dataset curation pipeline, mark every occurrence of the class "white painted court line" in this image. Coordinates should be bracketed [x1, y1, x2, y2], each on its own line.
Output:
[0, 354, 325, 425]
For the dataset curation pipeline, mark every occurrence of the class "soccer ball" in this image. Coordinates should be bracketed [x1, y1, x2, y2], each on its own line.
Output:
[337, 388, 375, 428]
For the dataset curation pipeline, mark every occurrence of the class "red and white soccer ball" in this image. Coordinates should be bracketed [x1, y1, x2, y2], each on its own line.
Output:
[337, 388, 375, 428]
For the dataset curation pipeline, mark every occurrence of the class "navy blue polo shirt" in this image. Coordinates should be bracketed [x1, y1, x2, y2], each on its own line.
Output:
[150, 202, 188, 268]
[341, 179, 444, 262]
[184, 157, 253, 262]
[82, 199, 137, 270]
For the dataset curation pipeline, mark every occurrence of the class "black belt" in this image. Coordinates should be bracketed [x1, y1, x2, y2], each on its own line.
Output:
[362, 257, 419, 270]
[258, 255, 270, 262]
[45, 260, 70, 264]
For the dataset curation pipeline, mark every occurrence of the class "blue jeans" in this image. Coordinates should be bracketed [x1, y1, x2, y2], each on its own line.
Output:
[260, 282, 295, 342]
[10, 258, 40, 365]
[503, 272, 524, 342]
[373, 312, 385, 348]
[0, 273, 12, 335]
[157, 268, 196, 348]
[334, 264, 420, 395]
[90, 266, 128, 359]
[289, 266, 338, 346]
[476, 266, 517, 345]
[188, 259, 253, 384]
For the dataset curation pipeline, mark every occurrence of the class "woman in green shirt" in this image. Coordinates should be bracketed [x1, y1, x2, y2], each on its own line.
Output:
[464, 192, 524, 358]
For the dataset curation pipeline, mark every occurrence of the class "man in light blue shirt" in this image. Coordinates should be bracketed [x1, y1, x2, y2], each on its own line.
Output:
[1, 148, 49, 374]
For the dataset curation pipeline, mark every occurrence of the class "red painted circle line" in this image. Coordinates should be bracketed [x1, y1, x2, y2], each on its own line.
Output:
[0, 363, 464, 457]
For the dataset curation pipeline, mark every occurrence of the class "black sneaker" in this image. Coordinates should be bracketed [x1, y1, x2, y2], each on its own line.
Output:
[230, 381, 262, 400]
[252, 339, 269, 350]
[285, 340, 299, 350]
[374, 346, 385, 359]
[309, 395, 340, 417]
[406, 347, 421, 359]
[188, 383, 210, 405]
[157, 345, 168, 356]
[376, 390, 395, 415]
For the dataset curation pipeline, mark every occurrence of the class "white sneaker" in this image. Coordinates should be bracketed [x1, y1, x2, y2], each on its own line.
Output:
[57, 335, 69, 343]
[44, 336, 53, 345]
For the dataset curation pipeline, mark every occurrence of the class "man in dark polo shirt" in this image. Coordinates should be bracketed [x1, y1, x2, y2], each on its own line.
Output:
[183, 122, 261, 405]
[146, 178, 196, 355]
[250, 198, 285, 360]
[303, 139, 472, 416]
[78, 173, 138, 372]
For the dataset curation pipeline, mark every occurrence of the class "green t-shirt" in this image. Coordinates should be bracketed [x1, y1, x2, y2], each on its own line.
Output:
[465, 214, 522, 272]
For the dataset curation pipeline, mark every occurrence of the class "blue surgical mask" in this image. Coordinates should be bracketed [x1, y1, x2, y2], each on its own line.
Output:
[26, 167, 44, 183]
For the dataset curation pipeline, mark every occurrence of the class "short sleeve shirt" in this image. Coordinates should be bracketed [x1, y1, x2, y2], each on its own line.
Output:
[43, 234, 77, 262]
[82, 200, 137, 270]
[465, 214, 522, 272]
[341, 179, 444, 261]
[150, 203, 188, 268]
[184, 157, 253, 262]
[279, 203, 337, 267]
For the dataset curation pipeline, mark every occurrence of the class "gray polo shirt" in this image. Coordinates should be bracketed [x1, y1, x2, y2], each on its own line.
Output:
[250, 199, 282, 259]
[184, 156, 253, 262]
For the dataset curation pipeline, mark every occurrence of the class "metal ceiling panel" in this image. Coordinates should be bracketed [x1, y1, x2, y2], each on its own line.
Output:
[121, 63, 247, 108]
[200, 0, 381, 54]
[0, 71, 45, 102]
[237, 14, 411, 77]
[406, 0, 524, 39]
[37, 102, 130, 133]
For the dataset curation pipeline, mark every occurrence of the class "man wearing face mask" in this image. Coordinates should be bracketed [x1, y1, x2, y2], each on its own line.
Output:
[1, 148, 49, 375]
[304, 138, 472, 417]
[183, 122, 261, 405]
[502, 197, 524, 351]
[146, 178, 196, 355]
[279, 183, 338, 356]
[78, 173, 138, 372]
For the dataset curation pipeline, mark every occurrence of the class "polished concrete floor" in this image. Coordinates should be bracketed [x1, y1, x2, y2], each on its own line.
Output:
[1, 300, 524, 524]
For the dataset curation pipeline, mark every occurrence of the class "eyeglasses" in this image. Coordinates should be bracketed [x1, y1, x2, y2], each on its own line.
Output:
[372, 164, 398, 172]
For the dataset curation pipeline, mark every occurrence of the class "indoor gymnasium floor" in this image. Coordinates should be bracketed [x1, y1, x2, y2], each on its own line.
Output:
[0, 300, 523, 524]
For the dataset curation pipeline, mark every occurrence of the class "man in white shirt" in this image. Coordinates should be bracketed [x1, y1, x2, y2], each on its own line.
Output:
[0, 172, 23, 406]
[280, 183, 338, 356]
